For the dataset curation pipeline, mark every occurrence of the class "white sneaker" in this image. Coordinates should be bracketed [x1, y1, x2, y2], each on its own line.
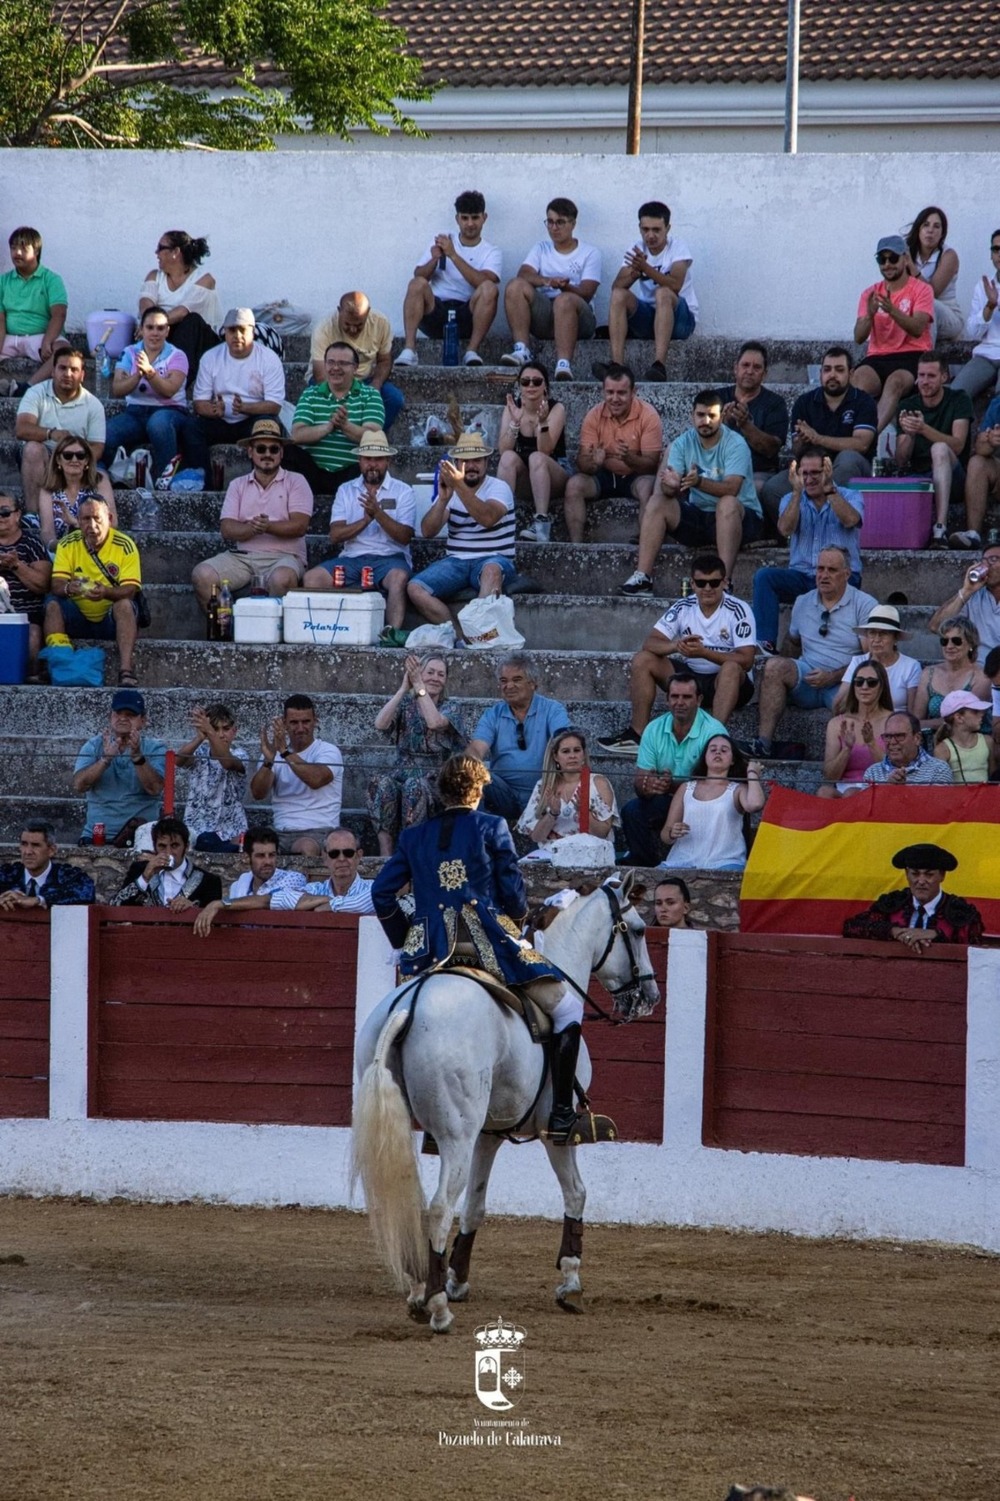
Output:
[554, 359, 573, 381]
[393, 347, 417, 367]
[949, 529, 981, 550]
[500, 343, 530, 368]
[619, 570, 653, 596]
[463, 350, 483, 366]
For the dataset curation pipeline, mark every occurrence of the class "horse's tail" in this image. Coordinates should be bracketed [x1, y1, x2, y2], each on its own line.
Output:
[351, 1006, 426, 1291]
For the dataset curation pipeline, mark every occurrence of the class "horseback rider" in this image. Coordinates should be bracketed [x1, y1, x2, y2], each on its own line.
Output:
[371, 753, 585, 1143]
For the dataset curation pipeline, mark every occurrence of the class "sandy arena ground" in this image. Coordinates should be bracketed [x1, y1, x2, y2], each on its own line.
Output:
[0, 1197, 996, 1501]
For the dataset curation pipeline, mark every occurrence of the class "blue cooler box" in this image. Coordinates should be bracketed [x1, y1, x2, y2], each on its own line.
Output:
[0, 613, 29, 684]
[857, 477, 934, 549]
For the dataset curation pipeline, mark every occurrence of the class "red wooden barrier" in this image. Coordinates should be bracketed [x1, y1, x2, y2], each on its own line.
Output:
[702, 933, 967, 1166]
[586, 928, 667, 1144]
[0, 910, 51, 1118]
[90, 908, 359, 1126]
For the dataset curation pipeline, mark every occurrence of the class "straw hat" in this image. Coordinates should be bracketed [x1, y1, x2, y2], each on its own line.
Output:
[237, 418, 291, 449]
[858, 603, 908, 638]
[351, 429, 398, 458]
[447, 431, 494, 461]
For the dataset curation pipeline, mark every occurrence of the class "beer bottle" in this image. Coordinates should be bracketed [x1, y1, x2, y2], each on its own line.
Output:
[217, 580, 234, 642]
[207, 583, 220, 641]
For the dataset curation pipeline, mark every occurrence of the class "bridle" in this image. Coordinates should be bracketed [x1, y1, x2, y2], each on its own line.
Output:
[547, 883, 656, 1022]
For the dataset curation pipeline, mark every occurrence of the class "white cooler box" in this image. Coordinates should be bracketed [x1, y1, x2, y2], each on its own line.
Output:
[234, 597, 283, 644]
[282, 590, 385, 646]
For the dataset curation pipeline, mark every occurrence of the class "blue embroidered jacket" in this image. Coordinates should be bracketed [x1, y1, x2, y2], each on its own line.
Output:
[0, 861, 96, 906]
[371, 806, 558, 984]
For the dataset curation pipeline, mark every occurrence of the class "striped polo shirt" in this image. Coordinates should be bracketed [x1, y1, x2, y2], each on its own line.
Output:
[291, 379, 385, 474]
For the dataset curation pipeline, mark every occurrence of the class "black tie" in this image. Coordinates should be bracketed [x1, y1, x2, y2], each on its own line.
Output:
[27, 878, 38, 900]
[914, 903, 927, 929]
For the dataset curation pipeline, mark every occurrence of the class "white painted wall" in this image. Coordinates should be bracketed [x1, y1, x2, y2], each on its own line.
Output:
[2, 148, 995, 341]
[3, 914, 1000, 1252]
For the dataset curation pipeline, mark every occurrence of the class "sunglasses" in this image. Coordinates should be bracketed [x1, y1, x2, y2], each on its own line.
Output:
[520, 377, 545, 387]
[991, 245, 1000, 254]
[818, 609, 831, 637]
[940, 635, 966, 647]
[0, 507, 17, 518]
[155, 243, 175, 253]
[61, 450, 88, 462]
[882, 731, 910, 743]
[324, 847, 358, 858]
[853, 676, 880, 688]
[691, 577, 724, 589]
[876, 252, 901, 264]
[515, 723, 527, 751]
[252, 444, 283, 455]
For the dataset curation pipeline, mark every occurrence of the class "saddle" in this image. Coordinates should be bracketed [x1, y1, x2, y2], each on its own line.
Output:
[442, 962, 552, 1042]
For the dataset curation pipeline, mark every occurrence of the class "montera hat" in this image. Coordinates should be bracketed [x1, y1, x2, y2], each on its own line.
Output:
[351, 429, 398, 458]
[237, 418, 291, 448]
[447, 430, 494, 460]
[891, 843, 958, 873]
[858, 603, 908, 637]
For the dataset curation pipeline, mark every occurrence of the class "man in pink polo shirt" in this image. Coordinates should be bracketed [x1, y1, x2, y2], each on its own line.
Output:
[852, 233, 934, 436]
[563, 364, 662, 542]
[190, 419, 314, 613]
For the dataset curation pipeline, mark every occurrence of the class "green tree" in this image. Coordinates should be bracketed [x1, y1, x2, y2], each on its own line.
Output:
[0, 0, 434, 149]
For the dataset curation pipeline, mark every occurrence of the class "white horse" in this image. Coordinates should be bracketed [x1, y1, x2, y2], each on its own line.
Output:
[351, 873, 659, 1333]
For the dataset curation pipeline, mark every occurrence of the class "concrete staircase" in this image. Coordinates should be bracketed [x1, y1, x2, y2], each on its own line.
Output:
[1, 332, 994, 894]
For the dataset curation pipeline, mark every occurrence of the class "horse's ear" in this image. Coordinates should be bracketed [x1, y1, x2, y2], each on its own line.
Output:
[619, 869, 635, 900]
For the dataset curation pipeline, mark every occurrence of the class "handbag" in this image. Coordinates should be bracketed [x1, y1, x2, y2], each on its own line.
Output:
[457, 592, 524, 651]
[39, 644, 105, 686]
[89, 548, 152, 629]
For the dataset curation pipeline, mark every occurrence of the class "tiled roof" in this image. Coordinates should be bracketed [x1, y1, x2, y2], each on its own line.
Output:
[69, 0, 1000, 90]
[384, 0, 1000, 88]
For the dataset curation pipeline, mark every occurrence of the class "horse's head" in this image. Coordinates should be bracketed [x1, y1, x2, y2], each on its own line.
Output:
[592, 873, 660, 1022]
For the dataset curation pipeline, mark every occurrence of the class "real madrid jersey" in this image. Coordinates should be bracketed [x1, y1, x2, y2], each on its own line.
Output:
[652, 593, 757, 678]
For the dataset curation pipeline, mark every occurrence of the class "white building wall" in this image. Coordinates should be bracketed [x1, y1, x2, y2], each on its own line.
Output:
[1, 147, 994, 341]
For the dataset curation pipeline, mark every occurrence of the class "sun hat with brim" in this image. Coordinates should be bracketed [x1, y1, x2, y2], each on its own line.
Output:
[447, 431, 494, 461]
[237, 419, 292, 449]
[939, 689, 992, 718]
[351, 429, 398, 458]
[858, 604, 908, 637]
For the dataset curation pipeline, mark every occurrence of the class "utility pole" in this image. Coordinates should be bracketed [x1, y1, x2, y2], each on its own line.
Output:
[626, 0, 645, 154]
[784, 0, 800, 153]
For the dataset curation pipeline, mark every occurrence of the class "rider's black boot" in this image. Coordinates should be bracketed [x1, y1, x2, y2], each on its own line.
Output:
[547, 1023, 582, 1145]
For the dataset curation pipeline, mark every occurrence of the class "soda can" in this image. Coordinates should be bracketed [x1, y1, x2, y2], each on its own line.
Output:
[361, 566, 375, 589]
[333, 565, 346, 587]
[92, 823, 106, 846]
[133, 453, 148, 488]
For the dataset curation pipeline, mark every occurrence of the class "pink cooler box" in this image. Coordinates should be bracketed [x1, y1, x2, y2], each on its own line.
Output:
[857, 476, 934, 549]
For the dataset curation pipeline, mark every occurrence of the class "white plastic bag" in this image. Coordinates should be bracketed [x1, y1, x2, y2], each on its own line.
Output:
[107, 446, 134, 485]
[405, 622, 456, 650]
[457, 592, 524, 651]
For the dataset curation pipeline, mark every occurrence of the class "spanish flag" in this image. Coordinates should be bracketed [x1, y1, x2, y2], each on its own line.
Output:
[740, 785, 1000, 935]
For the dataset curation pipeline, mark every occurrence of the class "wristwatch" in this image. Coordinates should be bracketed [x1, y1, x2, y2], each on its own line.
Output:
[132, 755, 146, 766]
[415, 687, 427, 697]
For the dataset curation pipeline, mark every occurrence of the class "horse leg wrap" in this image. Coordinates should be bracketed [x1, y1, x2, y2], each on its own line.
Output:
[556, 1215, 584, 1269]
[449, 1229, 477, 1286]
[425, 1242, 448, 1302]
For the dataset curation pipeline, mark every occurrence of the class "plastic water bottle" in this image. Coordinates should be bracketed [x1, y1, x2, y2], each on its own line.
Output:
[207, 583, 220, 641]
[217, 580, 233, 642]
[93, 343, 109, 397]
[442, 309, 459, 367]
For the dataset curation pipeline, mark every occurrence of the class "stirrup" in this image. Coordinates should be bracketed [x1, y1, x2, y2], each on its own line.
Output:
[547, 1110, 618, 1146]
[421, 1132, 439, 1156]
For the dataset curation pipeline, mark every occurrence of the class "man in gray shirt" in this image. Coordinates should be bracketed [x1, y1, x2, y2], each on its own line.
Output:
[743, 546, 877, 757]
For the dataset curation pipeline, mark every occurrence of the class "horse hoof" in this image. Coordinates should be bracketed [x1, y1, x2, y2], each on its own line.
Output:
[430, 1311, 454, 1333]
[556, 1288, 584, 1314]
[407, 1300, 430, 1323]
[446, 1277, 470, 1302]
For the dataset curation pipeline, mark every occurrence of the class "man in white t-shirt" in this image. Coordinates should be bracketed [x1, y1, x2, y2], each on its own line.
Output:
[407, 431, 516, 639]
[192, 308, 284, 449]
[303, 429, 415, 644]
[599, 554, 756, 755]
[598, 201, 697, 384]
[395, 190, 502, 369]
[249, 694, 343, 857]
[502, 197, 602, 381]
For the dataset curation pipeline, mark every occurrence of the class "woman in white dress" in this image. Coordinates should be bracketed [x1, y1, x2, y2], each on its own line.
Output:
[518, 727, 619, 865]
[659, 734, 765, 871]
[906, 206, 963, 342]
[139, 229, 222, 383]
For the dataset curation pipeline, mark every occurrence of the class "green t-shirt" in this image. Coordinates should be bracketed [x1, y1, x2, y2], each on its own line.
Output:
[0, 264, 67, 335]
[896, 386, 973, 469]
